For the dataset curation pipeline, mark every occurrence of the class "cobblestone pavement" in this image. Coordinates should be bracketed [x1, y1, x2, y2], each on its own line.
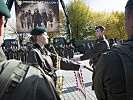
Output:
[60, 58, 97, 100]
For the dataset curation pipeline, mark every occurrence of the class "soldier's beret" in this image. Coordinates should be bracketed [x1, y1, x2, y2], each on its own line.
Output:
[0, 0, 11, 18]
[126, 0, 133, 8]
[30, 27, 46, 35]
[95, 26, 106, 31]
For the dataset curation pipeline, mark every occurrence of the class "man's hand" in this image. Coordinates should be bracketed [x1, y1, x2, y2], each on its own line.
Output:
[71, 57, 81, 62]
[79, 63, 86, 69]
[70, 60, 79, 65]
[55, 70, 62, 78]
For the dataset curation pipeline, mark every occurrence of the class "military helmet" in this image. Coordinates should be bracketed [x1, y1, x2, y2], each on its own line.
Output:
[0, 0, 11, 18]
[30, 27, 46, 35]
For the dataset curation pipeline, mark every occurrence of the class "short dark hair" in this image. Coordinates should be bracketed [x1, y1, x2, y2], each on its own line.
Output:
[126, 0, 133, 8]
[95, 26, 105, 31]
[125, 0, 133, 16]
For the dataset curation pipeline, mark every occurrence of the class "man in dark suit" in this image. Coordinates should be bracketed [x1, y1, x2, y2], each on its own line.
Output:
[94, 0, 133, 100]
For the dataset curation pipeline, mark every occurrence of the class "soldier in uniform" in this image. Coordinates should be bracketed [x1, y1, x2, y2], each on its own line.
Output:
[94, 0, 133, 100]
[48, 10, 53, 28]
[20, 10, 26, 29]
[0, 1, 10, 61]
[18, 46, 26, 63]
[27, 27, 81, 87]
[8, 46, 15, 59]
[108, 38, 117, 49]
[33, 8, 42, 28]
[72, 26, 110, 90]
[41, 9, 48, 28]
[26, 9, 33, 29]
[68, 43, 75, 59]
[0, 1, 70, 100]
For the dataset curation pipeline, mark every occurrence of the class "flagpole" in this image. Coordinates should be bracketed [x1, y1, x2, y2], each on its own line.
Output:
[60, 0, 72, 42]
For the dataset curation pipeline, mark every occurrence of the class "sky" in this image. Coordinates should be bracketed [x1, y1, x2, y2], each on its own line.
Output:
[63, 0, 128, 12]
[6, 0, 128, 19]
[3, 0, 128, 39]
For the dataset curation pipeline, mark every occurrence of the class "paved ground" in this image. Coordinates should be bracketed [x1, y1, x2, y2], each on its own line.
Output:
[60, 55, 97, 100]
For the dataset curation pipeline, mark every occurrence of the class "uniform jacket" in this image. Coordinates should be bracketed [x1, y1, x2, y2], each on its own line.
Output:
[45, 44, 58, 68]
[94, 39, 133, 100]
[80, 36, 110, 66]
[0, 47, 61, 100]
[27, 43, 80, 71]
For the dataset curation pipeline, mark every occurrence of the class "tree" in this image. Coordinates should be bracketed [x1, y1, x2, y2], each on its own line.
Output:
[59, 10, 67, 35]
[47, 10, 65, 43]
[104, 11, 126, 39]
[67, 0, 91, 40]
[88, 11, 111, 39]
[86, 11, 126, 40]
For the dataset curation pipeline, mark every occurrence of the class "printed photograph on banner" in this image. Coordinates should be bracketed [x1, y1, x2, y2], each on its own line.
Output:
[15, 0, 59, 33]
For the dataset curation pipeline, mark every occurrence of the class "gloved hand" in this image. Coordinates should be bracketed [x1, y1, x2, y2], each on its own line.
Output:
[79, 63, 86, 69]
[55, 70, 63, 78]
[71, 56, 81, 62]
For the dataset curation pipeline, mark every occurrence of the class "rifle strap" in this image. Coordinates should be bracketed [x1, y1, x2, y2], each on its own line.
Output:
[10, 65, 40, 100]
[33, 49, 45, 64]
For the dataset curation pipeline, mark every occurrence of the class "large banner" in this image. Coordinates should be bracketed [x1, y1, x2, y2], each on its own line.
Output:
[15, 0, 59, 33]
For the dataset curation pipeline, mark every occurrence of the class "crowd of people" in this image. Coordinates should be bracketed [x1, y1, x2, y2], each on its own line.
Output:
[0, 0, 133, 100]
[1, 42, 75, 64]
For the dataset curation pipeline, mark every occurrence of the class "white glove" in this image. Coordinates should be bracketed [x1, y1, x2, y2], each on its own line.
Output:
[79, 63, 86, 69]
[71, 57, 81, 62]
[55, 70, 62, 78]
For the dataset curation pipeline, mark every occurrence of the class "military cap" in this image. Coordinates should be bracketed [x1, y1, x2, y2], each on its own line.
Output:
[0, 0, 11, 18]
[95, 26, 106, 31]
[126, 0, 133, 8]
[30, 27, 46, 35]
